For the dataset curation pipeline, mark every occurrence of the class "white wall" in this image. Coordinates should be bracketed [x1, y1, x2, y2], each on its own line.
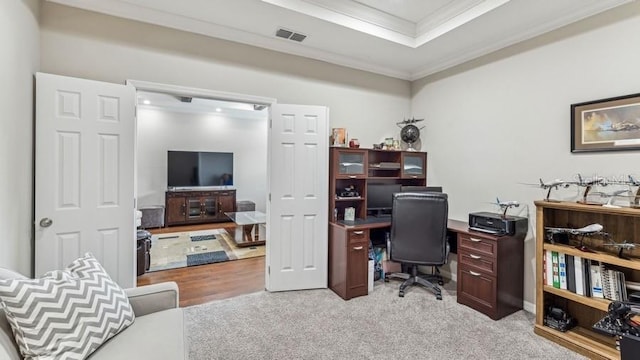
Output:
[0, 0, 40, 276]
[137, 108, 268, 211]
[39, 2, 411, 148]
[412, 2, 640, 309]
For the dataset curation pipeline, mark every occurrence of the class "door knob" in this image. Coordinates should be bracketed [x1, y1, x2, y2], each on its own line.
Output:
[39, 218, 53, 227]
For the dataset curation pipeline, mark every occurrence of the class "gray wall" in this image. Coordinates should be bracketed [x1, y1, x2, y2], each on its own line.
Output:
[39, 2, 412, 148]
[0, 0, 40, 276]
[137, 108, 268, 212]
[412, 2, 640, 311]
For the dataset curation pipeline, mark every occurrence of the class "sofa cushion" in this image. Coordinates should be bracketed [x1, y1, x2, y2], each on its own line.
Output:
[0, 253, 135, 360]
[91, 308, 187, 360]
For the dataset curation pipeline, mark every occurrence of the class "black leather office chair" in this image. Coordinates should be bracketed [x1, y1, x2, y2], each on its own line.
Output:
[385, 192, 449, 299]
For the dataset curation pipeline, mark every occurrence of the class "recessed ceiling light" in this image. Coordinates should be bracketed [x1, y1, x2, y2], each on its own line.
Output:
[216, 108, 222, 112]
[143, 99, 150, 105]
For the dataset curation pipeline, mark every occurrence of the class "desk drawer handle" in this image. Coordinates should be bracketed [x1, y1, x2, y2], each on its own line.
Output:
[469, 270, 482, 276]
[353, 231, 364, 235]
[349, 175, 357, 179]
[469, 254, 482, 260]
[469, 237, 482, 243]
[353, 246, 364, 250]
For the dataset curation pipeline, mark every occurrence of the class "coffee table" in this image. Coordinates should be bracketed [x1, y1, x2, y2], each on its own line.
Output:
[225, 211, 266, 247]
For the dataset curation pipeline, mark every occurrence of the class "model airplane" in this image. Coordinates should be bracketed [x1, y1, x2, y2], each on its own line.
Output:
[538, 178, 571, 201]
[570, 174, 607, 204]
[493, 198, 519, 217]
[603, 240, 637, 259]
[545, 223, 604, 236]
[545, 223, 605, 251]
[590, 189, 631, 208]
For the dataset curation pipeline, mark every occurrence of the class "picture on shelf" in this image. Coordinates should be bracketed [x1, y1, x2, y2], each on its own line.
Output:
[331, 128, 347, 147]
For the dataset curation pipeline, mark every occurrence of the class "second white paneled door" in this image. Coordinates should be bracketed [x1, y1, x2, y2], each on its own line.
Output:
[267, 104, 329, 291]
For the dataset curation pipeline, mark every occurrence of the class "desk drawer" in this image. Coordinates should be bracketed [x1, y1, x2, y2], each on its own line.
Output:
[348, 229, 369, 244]
[457, 265, 496, 316]
[458, 248, 496, 275]
[458, 234, 496, 257]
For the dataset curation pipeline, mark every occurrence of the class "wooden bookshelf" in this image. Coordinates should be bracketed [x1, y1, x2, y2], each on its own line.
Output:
[535, 200, 640, 360]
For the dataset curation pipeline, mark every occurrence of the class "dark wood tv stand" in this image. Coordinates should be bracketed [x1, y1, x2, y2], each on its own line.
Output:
[165, 189, 236, 226]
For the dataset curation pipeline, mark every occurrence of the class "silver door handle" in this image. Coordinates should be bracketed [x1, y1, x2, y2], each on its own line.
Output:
[39, 218, 53, 228]
[469, 254, 482, 260]
[469, 270, 482, 276]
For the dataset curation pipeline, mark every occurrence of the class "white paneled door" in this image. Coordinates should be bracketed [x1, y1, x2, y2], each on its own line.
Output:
[35, 73, 136, 288]
[267, 104, 329, 291]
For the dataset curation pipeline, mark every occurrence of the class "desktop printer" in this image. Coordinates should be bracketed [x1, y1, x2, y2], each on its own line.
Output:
[468, 212, 528, 237]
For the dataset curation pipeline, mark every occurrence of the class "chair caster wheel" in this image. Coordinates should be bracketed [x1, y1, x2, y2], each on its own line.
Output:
[384, 278, 389, 283]
[438, 280, 444, 286]
[399, 291, 404, 297]
[436, 294, 442, 300]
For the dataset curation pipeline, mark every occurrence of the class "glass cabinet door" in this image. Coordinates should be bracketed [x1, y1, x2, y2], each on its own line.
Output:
[401, 152, 426, 178]
[201, 198, 218, 219]
[336, 150, 367, 177]
[187, 198, 202, 219]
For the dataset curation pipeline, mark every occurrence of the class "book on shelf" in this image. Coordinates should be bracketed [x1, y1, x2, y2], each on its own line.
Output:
[559, 253, 567, 290]
[574, 256, 584, 296]
[551, 251, 560, 289]
[566, 255, 576, 293]
[583, 258, 592, 297]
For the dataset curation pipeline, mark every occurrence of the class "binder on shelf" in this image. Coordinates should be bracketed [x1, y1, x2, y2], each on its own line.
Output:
[551, 251, 560, 289]
[559, 253, 567, 290]
[545, 250, 553, 286]
[590, 260, 604, 299]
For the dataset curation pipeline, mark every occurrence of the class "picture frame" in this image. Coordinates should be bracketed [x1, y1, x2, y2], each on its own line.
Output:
[331, 128, 347, 147]
[571, 92, 640, 152]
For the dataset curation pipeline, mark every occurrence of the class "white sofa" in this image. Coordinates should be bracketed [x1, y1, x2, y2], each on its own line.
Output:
[0, 269, 188, 360]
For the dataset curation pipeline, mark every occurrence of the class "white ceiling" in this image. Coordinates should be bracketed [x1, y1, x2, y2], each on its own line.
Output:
[49, 0, 633, 80]
[137, 91, 269, 119]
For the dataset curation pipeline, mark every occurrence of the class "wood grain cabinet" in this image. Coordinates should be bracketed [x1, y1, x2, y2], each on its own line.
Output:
[456, 229, 524, 320]
[165, 190, 236, 226]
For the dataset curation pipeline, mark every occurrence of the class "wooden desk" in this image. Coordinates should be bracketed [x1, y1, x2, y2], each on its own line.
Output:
[328, 218, 466, 300]
[329, 218, 525, 320]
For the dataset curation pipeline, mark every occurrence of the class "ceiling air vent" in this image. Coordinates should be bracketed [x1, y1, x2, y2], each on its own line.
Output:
[275, 28, 307, 42]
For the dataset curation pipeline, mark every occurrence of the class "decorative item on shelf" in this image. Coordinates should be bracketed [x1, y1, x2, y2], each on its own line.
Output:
[397, 117, 424, 151]
[348, 138, 360, 148]
[331, 128, 347, 147]
[372, 143, 383, 150]
[344, 207, 355, 221]
[384, 137, 394, 150]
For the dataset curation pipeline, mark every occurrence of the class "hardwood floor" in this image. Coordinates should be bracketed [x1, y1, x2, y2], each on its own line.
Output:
[137, 222, 265, 307]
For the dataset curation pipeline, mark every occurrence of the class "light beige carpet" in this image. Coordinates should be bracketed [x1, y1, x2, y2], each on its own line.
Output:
[149, 228, 265, 272]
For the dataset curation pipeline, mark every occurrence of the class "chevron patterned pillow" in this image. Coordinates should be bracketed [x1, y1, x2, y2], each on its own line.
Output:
[0, 253, 135, 360]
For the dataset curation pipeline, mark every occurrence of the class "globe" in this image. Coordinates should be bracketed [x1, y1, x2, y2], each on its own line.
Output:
[400, 124, 420, 150]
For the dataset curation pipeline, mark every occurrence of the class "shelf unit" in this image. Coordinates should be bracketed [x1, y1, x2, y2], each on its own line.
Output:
[534, 201, 640, 360]
[329, 148, 426, 222]
[328, 147, 427, 300]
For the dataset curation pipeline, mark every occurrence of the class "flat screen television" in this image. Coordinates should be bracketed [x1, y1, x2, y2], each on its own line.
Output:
[367, 183, 402, 217]
[167, 151, 233, 188]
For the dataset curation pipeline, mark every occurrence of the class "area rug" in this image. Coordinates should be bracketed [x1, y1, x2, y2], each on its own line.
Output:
[148, 228, 265, 272]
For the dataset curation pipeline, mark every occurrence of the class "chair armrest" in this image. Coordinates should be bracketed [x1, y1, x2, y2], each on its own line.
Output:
[125, 282, 180, 317]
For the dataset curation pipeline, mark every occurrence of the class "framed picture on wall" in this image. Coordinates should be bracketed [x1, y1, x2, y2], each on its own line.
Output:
[571, 92, 640, 152]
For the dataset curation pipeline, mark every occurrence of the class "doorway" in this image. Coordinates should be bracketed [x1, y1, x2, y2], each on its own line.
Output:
[131, 83, 271, 301]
